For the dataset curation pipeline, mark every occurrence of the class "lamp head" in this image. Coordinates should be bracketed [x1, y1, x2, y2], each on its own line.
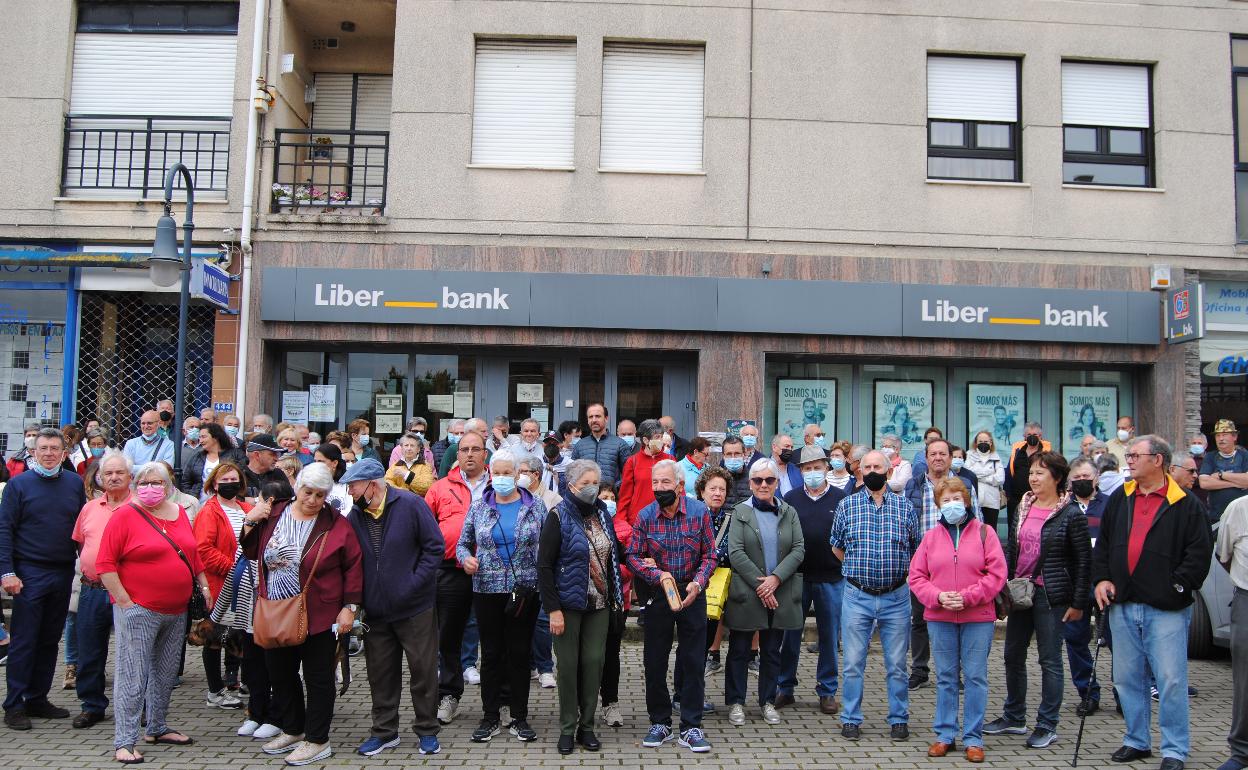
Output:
[149, 212, 181, 287]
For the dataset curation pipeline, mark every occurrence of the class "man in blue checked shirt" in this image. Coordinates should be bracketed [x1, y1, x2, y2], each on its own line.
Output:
[627, 460, 717, 754]
[830, 449, 921, 743]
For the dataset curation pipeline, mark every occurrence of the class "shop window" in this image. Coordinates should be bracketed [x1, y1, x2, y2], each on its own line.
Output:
[1061, 61, 1153, 187]
[344, 353, 408, 453]
[763, 361, 854, 446]
[926, 55, 1021, 181]
[411, 355, 476, 442]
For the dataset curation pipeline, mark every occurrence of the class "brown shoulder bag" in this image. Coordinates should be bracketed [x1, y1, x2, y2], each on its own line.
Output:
[253, 529, 328, 650]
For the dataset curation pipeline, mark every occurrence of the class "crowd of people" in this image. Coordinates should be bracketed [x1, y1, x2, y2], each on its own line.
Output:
[0, 403, 1244, 770]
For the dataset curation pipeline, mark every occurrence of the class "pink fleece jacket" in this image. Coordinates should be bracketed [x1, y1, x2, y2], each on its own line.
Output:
[908, 518, 1007, 624]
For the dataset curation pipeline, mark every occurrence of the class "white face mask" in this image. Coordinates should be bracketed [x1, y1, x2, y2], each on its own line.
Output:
[358, 433, 370, 443]
[24, 435, 37, 450]
[517, 473, 533, 489]
[1116, 429, 1130, 443]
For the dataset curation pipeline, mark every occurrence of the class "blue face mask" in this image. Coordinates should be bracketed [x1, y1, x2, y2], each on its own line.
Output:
[1190, 444, 1205, 456]
[814, 435, 827, 448]
[31, 461, 62, 479]
[940, 502, 968, 526]
[829, 457, 846, 471]
[724, 457, 745, 473]
[803, 469, 826, 489]
[951, 458, 965, 472]
[90, 447, 105, 458]
[621, 435, 636, 448]
[492, 475, 517, 497]
[224, 425, 239, 438]
[449, 433, 461, 444]
[603, 499, 617, 517]
[742, 435, 757, 448]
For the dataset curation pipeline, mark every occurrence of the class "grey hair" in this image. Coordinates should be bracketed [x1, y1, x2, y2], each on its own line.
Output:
[1090, 439, 1108, 453]
[400, 432, 424, 446]
[493, 415, 509, 426]
[1131, 434, 1172, 468]
[1171, 450, 1194, 469]
[132, 462, 175, 501]
[1025, 421, 1044, 431]
[652, 458, 681, 484]
[489, 448, 517, 472]
[749, 457, 780, 479]
[464, 417, 487, 434]
[252, 413, 273, 426]
[85, 427, 108, 444]
[520, 418, 540, 431]
[24, 421, 43, 434]
[850, 443, 869, 461]
[449, 419, 466, 431]
[519, 454, 545, 474]
[880, 433, 901, 447]
[565, 459, 600, 488]
[95, 449, 133, 486]
[36, 426, 66, 448]
[294, 462, 334, 493]
[638, 419, 664, 440]
[1068, 456, 1098, 477]
[1094, 453, 1120, 473]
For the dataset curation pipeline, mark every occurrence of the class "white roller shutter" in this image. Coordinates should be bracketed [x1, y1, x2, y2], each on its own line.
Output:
[471, 40, 576, 168]
[1062, 62, 1151, 128]
[927, 56, 1017, 122]
[601, 44, 704, 173]
[311, 73, 354, 129]
[70, 33, 236, 116]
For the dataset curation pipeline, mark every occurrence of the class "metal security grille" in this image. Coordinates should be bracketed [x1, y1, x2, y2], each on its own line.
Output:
[75, 292, 214, 447]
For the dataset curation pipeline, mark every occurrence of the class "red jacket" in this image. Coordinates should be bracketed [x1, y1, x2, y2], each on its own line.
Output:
[193, 495, 252, 602]
[425, 466, 487, 562]
[616, 450, 674, 545]
[908, 518, 1007, 624]
[5, 453, 29, 479]
[240, 500, 363, 634]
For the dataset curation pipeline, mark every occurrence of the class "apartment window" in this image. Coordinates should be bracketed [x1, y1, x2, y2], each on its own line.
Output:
[471, 40, 576, 169]
[600, 43, 705, 173]
[1061, 62, 1153, 187]
[76, 1, 239, 34]
[24, 401, 37, 419]
[1233, 36, 1248, 240]
[926, 56, 1021, 181]
[10, 384, 27, 401]
[12, 351, 29, 369]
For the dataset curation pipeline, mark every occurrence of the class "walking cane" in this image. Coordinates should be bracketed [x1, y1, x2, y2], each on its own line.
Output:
[1071, 607, 1109, 768]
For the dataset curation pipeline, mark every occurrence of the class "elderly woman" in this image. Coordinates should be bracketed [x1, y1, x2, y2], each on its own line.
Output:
[723, 457, 805, 727]
[193, 461, 250, 711]
[75, 428, 109, 477]
[909, 478, 1006, 763]
[456, 449, 545, 744]
[693, 466, 735, 677]
[182, 423, 247, 498]
[240, 463, 363, 766]
[385, 433, 434, 496]
[388, 418, 436, 467]
[96, 462, 212, 764]
[538, 459, 624, 754]
[277, 428, 311, 467]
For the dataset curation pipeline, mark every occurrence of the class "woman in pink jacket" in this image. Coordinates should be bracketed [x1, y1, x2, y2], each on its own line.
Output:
[909, 477, 1006, 764]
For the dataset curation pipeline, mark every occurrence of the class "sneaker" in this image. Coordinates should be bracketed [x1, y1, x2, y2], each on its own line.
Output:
[539, 672, 557, 689]
[603, 702, 623, 727]
[237, 719, 260, 737]
[841, 722, 860, 740]
[262, 732, 305, 754]
[705, 655, 722, 675]
[531, 668, 539, 680]
[908, 673, 930, 690]
[463, 666, 481, 685]
[701, 700, 715, 714]
[983, 717, 1028, 735]
[418, 735, 440, 755]
[1026, 727, 1058, 749]
[63, 664, 77, 690]
[509, 719, 537, 742]
[206, 689, 242, 709]
[471, 719, 501, 743]
[253, 723, 282, 740]
[284, 740, 332, 766]
[678, 727, 711, 753]
[356, 735, 399, 756]
[747, 659, 760, 676]
[642, 723, 673, 747]
[762, 703, 781, 725]
[728, 704, 746, 726]
[436, 695, 460, 725]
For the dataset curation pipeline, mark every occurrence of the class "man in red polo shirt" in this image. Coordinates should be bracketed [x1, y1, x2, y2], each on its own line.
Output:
[1093, 435, 1212, 770]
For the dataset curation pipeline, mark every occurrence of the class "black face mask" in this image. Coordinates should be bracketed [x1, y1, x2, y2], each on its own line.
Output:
[159, 410, 173, 423]
[1071, 479, 1095, 498]
[543, 443, 561, 461]
[1025, 434, 1040, 447]
[217, 481, 241, 500]
[353, 483, 373, 510]
[863, 471, 888, 492]
[976, 442, 991, 453]
[778, 449, 794, 465]
[654, 489, 678, 508]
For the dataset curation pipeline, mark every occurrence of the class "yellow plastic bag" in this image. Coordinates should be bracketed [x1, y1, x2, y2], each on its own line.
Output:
[705, 567, 731, 620]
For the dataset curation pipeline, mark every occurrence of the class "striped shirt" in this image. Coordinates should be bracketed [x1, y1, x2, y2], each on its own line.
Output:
[830, 488, 920, 590]
[263, 514, 316, 600]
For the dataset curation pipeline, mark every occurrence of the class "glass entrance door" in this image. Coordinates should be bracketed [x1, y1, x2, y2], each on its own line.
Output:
[507, 361, 555, 434]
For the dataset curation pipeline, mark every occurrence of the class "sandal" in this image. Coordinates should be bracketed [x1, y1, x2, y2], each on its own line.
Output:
[115, 745, 144, 764]
[143, 731, 193, 745]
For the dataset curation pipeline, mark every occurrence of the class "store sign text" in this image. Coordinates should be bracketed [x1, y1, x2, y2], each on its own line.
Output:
[1218, 356, 1248, 375]
[313, 283, 511, 310]
[920, 299, 1108, 328]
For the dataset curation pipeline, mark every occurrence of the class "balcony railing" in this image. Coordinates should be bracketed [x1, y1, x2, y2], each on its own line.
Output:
[272, 129, 389, 214]
[61, 115, 231, 199]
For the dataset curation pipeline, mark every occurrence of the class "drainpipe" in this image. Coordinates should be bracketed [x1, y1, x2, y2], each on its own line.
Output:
[235, 0, 267, 420]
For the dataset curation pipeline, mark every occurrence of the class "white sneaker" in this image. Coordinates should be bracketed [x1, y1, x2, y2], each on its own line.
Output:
[464, 666, 481, 685]
[262, 732, 304, 754]
[762, 703, 781, 725]
[284, 740, 332, 766]
[603, 702, 623, 727]
[437, 695, 460, 725]
[237, 719, 260, 736]
[253, 723, 282, 740]
[206, 689, 242, 709]
[728, 704, 746, 726]
[531, 668, 539, 680]
[539, 672, 557, 689]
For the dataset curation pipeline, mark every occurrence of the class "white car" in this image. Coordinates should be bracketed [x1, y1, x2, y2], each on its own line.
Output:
[1189, 518, 1233, 658]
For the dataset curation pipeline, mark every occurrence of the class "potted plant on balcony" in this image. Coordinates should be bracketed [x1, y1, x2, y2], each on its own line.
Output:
[311, 136, 334, 159]
[271, 183, 293, 206]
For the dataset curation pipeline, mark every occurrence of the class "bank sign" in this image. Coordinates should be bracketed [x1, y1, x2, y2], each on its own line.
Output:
[261, 268, 1160, 345]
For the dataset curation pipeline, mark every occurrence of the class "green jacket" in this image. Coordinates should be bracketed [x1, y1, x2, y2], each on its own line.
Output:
[724, 498, 805, 631]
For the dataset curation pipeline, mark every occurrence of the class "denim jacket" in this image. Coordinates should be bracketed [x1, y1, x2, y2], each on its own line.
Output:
[455, 488, 545, 594]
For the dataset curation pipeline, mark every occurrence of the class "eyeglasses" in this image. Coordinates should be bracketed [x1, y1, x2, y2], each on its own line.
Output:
[751, 477, 779, 485]
[136, 480, 164, 488]
[458, 446, 486, 453]
[1171, 464, 1198, 473]
[1125, 452, 1160, 461]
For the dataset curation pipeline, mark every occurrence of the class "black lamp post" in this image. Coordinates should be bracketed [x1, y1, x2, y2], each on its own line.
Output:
[149, 163, 195, 475]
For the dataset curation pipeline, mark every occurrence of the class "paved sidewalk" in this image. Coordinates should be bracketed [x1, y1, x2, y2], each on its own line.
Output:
[0, 636, 1234, 768]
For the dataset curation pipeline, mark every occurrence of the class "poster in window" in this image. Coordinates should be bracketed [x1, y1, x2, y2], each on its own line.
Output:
[1060, 385, 1117, 457]
[776, 379, 836, 443]
[872, 380, 934, 455]
[966, 383, 1025, 449]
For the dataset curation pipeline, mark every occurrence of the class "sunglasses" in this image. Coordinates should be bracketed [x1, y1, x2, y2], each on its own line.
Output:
[751, 476, 779, 485]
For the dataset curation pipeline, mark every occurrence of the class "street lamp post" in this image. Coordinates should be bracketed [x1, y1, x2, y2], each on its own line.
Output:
[149, 163, 195, 476]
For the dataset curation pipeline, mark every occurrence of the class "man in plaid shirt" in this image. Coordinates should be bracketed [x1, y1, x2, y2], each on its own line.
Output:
[627, 460, 717, 753]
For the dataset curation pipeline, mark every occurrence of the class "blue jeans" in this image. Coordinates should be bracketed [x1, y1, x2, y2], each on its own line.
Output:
[929, 621, 994, 747]
[1002, 584, 1065, 730]
[460, 610, 479, 671]
[778, 579, 843, 698]
[839, 583, 910, 726]
[532, 608, 554, 675]
[75, 584, 114, 715]
[1109, 601, 1192, 761]
[63, 612, 78, 666]
[726, 628, 783, 707]
[1062, 599, 1100, 703]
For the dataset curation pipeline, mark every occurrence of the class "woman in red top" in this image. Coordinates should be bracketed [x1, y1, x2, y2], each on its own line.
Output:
[97, 462, 211, 765]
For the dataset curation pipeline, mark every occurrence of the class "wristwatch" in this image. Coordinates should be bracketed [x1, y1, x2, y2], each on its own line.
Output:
[344, 603, 359, 613]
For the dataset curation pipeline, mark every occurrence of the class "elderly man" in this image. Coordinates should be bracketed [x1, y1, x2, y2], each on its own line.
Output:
[572, 403, 630, 488]
[69, 450, 133, 729]
[1217, 493, 1248, 770]
[771, 434, 802, 497]
[340, 458, 444, 757]
[776, 445, 848, 715]
[1169, 451, 1211, 524]
[438, 418, 490, 477]
[509, 418, 546, 472]
[487, 415, 510, 453]
[659, 416, 690, 461]
[627, 459, 717, 753]
[249, 413, 274, 435]
[242, 434, 285, 500]
[155, 399, 175, 436]
[222, 414, 243, 446]
[1, 428, 87, 729]
[1199, 419, 1248, 522]
[6, 422, 43, 477]
[178, 416, 201, 473]
[1080, 434, 1098, 459]
[617, 419, 639, 456]
[739, 424, 766, 468]
[1105, 416, 1135, 467]
[903, 438, 980, 690]
[122, 410, 175, 467]
[803, 423, 829, 452]
[831, 449, 920, 742]
[199, 407, 217, 425]
[1093, 436, 1212, 770]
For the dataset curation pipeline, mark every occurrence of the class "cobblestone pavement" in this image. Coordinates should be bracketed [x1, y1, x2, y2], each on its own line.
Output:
[0, 634, 1234, 769]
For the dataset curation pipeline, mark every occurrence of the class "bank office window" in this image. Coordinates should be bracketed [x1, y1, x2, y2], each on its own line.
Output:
[1233, 36, 1248, 241]
[927, 55, 1021, 182]
[1061, 61, 1154, 187]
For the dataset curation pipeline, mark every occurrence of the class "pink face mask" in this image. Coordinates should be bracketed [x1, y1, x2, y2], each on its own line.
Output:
[136, 485, 166, 507]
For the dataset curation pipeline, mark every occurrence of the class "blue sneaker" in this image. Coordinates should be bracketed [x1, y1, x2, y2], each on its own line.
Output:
[418, 735, 440, 755]
[679, 727, 711, 753]
[356, 735, 400, 756]
[642, 724, 673, 747]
